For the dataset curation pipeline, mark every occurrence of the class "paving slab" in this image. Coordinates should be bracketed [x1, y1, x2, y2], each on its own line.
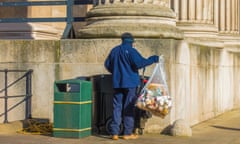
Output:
[0, 109, 239, 144]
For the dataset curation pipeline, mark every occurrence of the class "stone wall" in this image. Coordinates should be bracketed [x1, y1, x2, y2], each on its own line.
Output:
[0, 39, 239, 133]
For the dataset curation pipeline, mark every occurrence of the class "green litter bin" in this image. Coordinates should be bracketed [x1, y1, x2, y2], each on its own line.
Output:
[53, 79, 92, 138]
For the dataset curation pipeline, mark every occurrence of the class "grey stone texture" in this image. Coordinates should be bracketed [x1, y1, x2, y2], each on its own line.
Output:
[170, 119, 192, 137]
[78, 4, 183, 39]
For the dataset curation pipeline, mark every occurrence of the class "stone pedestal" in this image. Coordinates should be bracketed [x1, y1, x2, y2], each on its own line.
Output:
[78, 3, 183, 39]
[0, 23, 62, 39]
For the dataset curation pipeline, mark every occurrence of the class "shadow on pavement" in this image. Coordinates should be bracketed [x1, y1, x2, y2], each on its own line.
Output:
[211, 125, 240, 131]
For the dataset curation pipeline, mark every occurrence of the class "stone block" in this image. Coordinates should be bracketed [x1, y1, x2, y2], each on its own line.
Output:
[170, 119, 192, 137]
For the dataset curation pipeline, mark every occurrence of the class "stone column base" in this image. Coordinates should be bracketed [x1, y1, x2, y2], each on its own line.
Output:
[77, 4, 183, 40]
[0, 23, 63, 39]
[176, 23, 219, 39]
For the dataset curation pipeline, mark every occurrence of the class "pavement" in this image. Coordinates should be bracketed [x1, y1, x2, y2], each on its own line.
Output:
[0, 109, 240, 144]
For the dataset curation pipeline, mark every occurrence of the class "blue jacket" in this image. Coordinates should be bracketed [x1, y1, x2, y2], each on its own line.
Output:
[104, 41, 157, 88]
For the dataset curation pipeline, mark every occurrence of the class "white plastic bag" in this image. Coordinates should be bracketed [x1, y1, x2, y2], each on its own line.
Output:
[136, 56, 172, 118]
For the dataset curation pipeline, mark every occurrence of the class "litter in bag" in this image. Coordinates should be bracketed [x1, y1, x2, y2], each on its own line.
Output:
[136, 56, 172, 118]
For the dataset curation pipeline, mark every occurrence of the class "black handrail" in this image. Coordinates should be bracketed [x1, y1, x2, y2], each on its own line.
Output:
[0, 0, 93, 38]
[0, 69, 33, 123]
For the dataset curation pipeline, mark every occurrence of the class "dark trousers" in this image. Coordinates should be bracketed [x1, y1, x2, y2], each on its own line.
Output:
[110, 87, 137, 135]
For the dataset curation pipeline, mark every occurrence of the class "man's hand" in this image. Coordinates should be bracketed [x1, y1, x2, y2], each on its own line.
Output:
[149, 55, 159, 63]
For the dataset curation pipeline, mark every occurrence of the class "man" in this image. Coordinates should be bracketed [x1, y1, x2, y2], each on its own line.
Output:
[104, 32, 159, 140]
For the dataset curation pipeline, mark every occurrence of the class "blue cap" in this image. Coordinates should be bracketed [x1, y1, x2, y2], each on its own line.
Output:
[121, 32, 135, 43]
[123, 38, 134, 43]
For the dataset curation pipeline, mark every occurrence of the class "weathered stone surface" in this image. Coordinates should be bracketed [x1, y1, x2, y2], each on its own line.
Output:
[170, 119, 192, 137]
[87, 4, 175, 17]
[78, 4, 183, 39]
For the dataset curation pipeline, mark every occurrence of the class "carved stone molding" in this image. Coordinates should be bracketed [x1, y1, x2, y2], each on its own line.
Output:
[78, 4, 183, 39]
[0, 23, 62, 39]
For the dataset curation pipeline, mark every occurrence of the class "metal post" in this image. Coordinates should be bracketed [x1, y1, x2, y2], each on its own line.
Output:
[62, 0, 74, 38]
[25, 70, 33, 119]
[4, 69, 8, 123]
[67, 0, 73, 24]
[93, 0, 99, 6]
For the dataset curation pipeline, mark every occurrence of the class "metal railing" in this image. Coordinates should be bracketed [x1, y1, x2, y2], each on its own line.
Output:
[0, 0, 93, 38]
[0, 69, 33, 123]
